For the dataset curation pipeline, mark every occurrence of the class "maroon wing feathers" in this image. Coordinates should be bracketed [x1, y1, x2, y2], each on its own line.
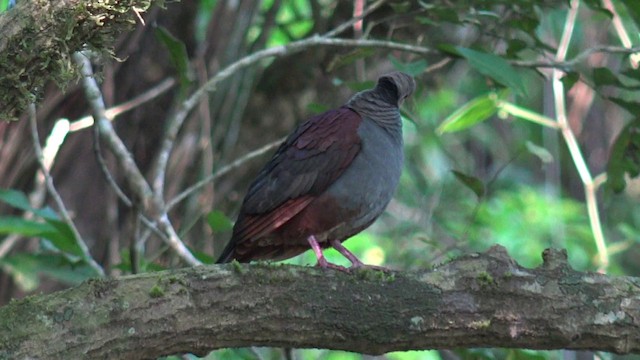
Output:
[219, 106, 362, 262]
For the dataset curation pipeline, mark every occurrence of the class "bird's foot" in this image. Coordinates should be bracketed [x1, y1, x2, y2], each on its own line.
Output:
[348, 262, 392, 273]
[308, 236, 392, 272]
[330, 239, 392, 272]
[315, 258, 350, 272]
[308, 235, 350, 271]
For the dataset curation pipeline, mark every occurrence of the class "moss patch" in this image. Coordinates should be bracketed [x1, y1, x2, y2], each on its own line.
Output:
[0, 0, 154, 121]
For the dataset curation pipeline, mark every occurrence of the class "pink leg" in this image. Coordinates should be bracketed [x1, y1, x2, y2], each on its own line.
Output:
[330, 239, 390, 271]
[307, 235, 348, 271]
[330, 239, 365, 267]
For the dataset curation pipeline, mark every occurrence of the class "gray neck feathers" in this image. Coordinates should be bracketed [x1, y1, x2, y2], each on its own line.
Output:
[346, 90, 402, 139]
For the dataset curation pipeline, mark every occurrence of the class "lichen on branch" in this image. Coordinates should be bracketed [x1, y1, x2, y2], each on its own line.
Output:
[0, 0, 154, 121]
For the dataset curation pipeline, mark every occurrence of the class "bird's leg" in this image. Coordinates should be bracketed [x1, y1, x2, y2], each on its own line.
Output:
[330, 239, 390, 272]
[307, 235, 348, 271]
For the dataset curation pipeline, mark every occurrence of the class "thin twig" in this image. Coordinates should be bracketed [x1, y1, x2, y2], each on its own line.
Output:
[497, 101, 561, 129]
[73, 51, 202, 267]
[69, 78, 175, 132]
[0, 119, 71, 258]
[323, 0, 387, 38]
[602, 0, 639, 69]
[167, 137, 285, 210]
[93, 116, 133, 207]
[552, 0, 608, 270]
[510, 45, 640, 69]
[28, 103, 105, 277]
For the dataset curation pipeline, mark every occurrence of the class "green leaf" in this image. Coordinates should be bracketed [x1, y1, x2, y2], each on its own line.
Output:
[0, 188, 60, 221]
[306, 102, 330, 114]
[622, 68, 640, 82]
[620, 0, 640, 30]
[388, 55, 428, 76]
[593, 67, 640, 89]
[505, 39, 528, 58]
[0, 216, 84, 258]
[389, 1, 411, 13]
[560, 71, 580, 90]
[456, 47, 528, 96]
[344, 80, 375, 92]
[525, 141, 554, 164]
[191, 248, 215, 265]
[414, 16, 437, 26]
[43, 219, 84, 257]
[155, 26, 192, 97]
[0, 217, 57, 237]
[607, 97, 640, 115]
[606, 118, 640, 193]
[0, 253, 95, 291]
[593, 67, 623, 87]
[0, 188, 31, 210]
[437, 91, 506, 134]
[582, 0, 613, 18]
[326, 48, 375, 72]
[206, 210, 233, 233]
[451, 170, 485, 198]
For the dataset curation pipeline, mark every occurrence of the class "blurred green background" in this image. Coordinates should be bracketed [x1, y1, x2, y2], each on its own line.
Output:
[1, 0, 639, 359]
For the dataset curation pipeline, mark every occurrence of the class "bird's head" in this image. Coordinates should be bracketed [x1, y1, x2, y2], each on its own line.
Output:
[375, 72, 416, 107]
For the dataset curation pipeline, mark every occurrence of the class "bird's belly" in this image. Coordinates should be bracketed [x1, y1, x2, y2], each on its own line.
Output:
[314, 120, 403, 242]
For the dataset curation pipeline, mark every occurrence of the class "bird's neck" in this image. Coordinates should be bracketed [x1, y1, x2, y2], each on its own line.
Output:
[346, 90, 402, 140]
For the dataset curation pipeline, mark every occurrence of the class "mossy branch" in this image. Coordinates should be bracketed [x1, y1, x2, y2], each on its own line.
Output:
[0, 0, 155, 121]
[0, 246, 639, 359]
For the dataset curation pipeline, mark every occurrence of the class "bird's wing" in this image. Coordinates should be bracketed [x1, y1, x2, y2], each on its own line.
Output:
[231, 106, 362, 243]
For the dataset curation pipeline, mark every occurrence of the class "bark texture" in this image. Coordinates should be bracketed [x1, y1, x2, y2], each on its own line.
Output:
[1, 245, 639, 359]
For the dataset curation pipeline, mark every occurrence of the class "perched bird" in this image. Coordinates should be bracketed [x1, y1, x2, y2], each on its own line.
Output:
[217, 72, 415, 270]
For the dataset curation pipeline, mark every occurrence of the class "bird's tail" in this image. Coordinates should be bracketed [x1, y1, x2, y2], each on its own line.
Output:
[215, 240, 236, 263]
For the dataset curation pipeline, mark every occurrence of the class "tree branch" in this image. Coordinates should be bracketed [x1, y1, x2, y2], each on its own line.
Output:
[0, 0, 156, 121]
[1, 246, 638, 359]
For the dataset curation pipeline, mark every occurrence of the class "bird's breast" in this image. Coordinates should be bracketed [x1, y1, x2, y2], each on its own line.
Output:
[319, 118, 403, 238]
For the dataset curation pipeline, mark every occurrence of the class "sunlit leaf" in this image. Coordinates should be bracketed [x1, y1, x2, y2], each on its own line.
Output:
[456, 47, 527, 96]
[207, 210, 233, 233]
[606, 118, 640, 193]
[437, 92, 505, 134]
[451, 170, 485, 198]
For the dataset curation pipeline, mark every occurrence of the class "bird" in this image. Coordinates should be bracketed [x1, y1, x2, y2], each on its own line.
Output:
[216, 72, 415, 270]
